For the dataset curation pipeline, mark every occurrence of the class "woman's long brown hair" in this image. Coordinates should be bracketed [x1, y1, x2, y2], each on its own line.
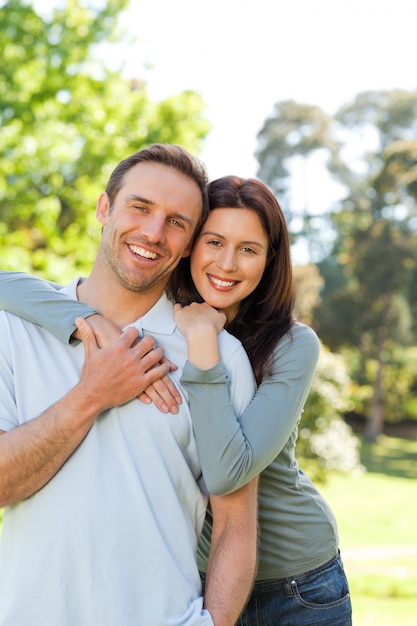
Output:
[167, 176, 295, 385]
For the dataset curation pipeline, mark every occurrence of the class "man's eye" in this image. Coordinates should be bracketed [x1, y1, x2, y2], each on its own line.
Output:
[169, 219, 185, 228]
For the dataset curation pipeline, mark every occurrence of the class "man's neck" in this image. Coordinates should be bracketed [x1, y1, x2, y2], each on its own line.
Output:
[77, 272, 166, 328]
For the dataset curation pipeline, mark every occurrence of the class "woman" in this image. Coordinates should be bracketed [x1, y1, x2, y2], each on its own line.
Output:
[0, 176, 352, 625]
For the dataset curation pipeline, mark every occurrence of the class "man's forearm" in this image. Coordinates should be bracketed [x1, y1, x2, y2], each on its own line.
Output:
[0, 383, 103, 506]
[0, 325, 172, 507]
[204, 479, 258, 626]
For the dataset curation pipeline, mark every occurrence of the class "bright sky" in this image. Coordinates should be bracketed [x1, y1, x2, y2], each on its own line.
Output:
[113, 0, 417, 181]
[32, 0, 417, 262]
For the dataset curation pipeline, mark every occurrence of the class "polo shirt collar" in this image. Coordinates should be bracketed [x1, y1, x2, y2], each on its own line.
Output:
[64, 279, 176, 337]
[134, 292, 176, 336]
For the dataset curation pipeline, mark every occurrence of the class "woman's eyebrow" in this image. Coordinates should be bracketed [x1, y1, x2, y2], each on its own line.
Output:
[200, 229, 224, 238]
[201, 229, 265, 247]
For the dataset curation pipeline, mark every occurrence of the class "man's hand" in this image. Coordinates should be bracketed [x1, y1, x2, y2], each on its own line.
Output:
[75, 316, 181, 413]
[75, 318, 172, 412]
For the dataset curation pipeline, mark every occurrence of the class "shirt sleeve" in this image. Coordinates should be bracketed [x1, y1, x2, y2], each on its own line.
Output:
[180, 323, 320, 495]
[0, 313, 18, 432]
[0, 271, 97, 344]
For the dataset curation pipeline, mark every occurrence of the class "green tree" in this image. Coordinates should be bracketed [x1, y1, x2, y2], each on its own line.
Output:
[256, 90, 417, 440]
[318, 92, 417, 440]
[292, 263, 323, 326]
[0, 0, 209, 280]
[315, 215, 415, 440]
[256, 100, 340, 260]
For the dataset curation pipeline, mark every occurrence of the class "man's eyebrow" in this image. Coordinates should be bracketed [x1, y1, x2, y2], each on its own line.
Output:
[172, 212, 195, 227]
[126, 194, 155, 205]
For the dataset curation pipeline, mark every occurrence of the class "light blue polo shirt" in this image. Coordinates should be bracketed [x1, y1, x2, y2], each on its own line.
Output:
[0, 280, 255, 625]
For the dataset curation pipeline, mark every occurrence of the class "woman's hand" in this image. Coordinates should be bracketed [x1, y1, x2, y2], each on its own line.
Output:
[174, 302, 226, 338]
[174, 303, 226, 370]
[138, 358, 182, 414]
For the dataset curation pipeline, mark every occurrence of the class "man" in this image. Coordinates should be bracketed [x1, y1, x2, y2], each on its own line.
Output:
[0, 144, 257, 625]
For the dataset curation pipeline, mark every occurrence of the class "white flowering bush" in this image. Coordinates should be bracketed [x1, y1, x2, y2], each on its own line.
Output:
[296, 344, 363, 480]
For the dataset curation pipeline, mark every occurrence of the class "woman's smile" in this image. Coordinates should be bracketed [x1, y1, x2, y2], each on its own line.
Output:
[206, 273, 240, 289]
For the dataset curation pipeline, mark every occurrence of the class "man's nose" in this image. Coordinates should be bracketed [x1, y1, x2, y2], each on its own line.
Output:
[141, 215, 166, 242]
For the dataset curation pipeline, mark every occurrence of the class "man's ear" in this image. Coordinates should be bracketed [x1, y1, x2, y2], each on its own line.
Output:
[96, 192, 110, 226]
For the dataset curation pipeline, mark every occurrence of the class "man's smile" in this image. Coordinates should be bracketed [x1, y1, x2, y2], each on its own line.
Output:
[128, 243, 160, 260]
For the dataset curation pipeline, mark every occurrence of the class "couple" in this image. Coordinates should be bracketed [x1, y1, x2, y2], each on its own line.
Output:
[0, 144, 352, 625]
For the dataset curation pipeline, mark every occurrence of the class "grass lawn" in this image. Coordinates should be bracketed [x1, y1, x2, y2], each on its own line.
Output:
[318, 434, 417, 626]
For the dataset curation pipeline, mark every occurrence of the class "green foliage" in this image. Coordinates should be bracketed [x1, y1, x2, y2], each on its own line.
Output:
[0, 0, 209, 280]
[315, 217, 415, 347]
[296, 345, 361, 480]
[345, 345, 417, 424]
[292, 263, 323, 326]
[376, 138, 417, 200]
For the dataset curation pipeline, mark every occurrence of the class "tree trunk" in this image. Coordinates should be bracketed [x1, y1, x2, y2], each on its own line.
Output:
[365, 354, 384, 442]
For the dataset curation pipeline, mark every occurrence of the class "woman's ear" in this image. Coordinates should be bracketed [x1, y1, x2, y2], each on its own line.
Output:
[96, 192, 110, 226]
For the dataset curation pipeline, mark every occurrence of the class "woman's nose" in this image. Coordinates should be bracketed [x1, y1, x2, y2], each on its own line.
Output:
[217, 248, 237, 272]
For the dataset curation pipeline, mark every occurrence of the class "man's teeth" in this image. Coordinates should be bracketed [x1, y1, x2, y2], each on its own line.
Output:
[211, 276, 236, 287]
[129, 245, 158, 259]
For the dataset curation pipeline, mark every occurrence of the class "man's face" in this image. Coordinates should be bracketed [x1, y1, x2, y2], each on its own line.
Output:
[96, 161, 202, 295]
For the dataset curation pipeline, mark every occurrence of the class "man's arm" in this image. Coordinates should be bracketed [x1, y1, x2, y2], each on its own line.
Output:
[203, 477, 258, 626]
[0, 319, 171, 507]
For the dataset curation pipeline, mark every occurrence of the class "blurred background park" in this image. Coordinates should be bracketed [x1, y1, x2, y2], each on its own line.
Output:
[0, 1, 416, 623]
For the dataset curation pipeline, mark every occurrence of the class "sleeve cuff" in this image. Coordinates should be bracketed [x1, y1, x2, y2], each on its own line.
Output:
[180, 360, 229, 384]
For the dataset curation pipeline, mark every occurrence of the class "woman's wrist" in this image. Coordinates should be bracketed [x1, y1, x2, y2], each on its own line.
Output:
[185, 325, 221, 370]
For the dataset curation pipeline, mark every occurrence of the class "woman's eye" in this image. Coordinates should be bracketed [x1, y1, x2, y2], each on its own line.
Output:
[241, 247, 256, 254]
[208, 239, 222, 247]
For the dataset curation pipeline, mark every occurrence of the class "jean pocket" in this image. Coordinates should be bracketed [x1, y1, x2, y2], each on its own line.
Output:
[289, 558, 351, 610]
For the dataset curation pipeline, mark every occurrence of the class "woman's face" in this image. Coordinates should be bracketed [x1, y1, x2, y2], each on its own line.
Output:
[191, 207, 269, 322]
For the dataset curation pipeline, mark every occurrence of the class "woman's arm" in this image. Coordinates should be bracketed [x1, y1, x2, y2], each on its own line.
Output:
[0, 271, 97, 343]
[0, 272, 182, 408]
[180, 321, 320, 495]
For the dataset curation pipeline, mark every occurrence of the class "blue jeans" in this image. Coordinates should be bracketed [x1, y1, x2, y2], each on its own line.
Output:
[239, 552, 351, 626]
[202, 552, 352, 626]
